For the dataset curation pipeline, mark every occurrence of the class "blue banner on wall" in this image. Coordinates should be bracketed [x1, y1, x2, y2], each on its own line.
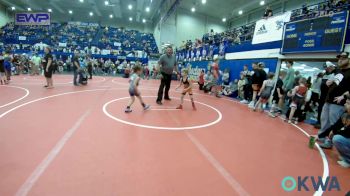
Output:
[15, 12, 51, 26]
[281, 11, 348, 54]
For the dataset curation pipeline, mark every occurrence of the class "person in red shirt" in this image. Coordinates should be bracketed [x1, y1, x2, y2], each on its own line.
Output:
[287, 77, 308, 124]
[211, 58, 221, 97]
[198, 69, 205, 90]
[212, 58, 219, 79]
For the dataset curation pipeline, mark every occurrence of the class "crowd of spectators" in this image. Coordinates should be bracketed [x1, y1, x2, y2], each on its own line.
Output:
[0, 22, 158, 58]
[176, 0, 350, 62]
[290, 0, 350, 21]
[212, 56, 349, 168]
[99, 27, 157, 55]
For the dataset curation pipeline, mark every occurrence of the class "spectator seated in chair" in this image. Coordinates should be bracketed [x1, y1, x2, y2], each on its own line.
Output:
[223, 79, 238, 97]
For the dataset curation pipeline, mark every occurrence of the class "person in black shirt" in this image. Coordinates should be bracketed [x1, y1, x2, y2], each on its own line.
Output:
[269, 70, 286, 117]
[0, 54, 6, 85]
[87, 56, 93, 79]
[249, 62, 267, 108]
[42, 47, 54, 89]
[318, 52, 350, 140]
[263, 6, 273, 19]
[72, 51, 80, 86]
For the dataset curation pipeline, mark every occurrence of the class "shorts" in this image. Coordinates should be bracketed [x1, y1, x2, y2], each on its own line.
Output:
[129, 89, 140, 97]
[252, 84, 261, 91]
[44, 66, 53, 78]
[291, 95, 305, 108]
[260, 91, 271, 102]
[182, 88, 193, 95]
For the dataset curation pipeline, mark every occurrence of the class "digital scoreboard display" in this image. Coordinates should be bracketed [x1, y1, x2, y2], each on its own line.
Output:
[281, 11, 348, 54]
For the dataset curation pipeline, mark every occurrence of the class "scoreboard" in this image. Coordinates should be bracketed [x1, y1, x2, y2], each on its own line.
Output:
[281, 11, 348, 54]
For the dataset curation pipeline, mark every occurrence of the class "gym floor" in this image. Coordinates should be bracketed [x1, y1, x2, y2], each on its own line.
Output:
[0, 75, 349, 196]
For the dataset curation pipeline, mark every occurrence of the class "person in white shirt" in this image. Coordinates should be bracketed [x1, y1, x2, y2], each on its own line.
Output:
[310, 72, 323, 108]
[30, 52, 41, 75]
[222, 69, 230, 86]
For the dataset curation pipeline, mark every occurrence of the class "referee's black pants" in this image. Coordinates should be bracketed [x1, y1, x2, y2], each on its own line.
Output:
[157, 72, 172, 102]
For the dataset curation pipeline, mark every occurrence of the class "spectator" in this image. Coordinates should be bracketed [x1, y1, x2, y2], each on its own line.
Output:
[314, 61, 337, 129]
[318, 52, 350, 143]
[333, 101, 350, 168]
[222, 69, 230, 85]
[237, 72, 246, 100]
[198, 69, 205, 90]
[42, 47, 54, 89]
[211, 58, 221, 97]
[30, 52, 41, 76]
[253, 73, 275, 112]
[249, 62, 267, 108]
[240, 65, 253, 104]
[0, 53, 6, 85]
[282, 61, 295, 92]
[294, 70, 301, 87]
[72, 51, 81, 86]
[4, 52, 12, 82]
[286, 77, 308, 124]
[318, 98, 350, 149]
[263, 6, 273, 19]
[234, 36, 241, 45]
[223, 80, 238, 96]
[310, 72, 323, 108]
[87, 56, 93, 79]
[269, 70, 286, 117]
[302, 4, 309, 17]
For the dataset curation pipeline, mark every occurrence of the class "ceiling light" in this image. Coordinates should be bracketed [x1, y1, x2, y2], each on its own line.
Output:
[128, 4, 132, 10]
[191, 7, 195, 12]
[260, 1, 265, 6]
[79, 0, 84, 2]
[69, 10, 73, 14]
[129, 17, 133, 21]
[222, 18, 226, 22]
[11, 6, 15, 10]
[105, 1, 109, 5]
[48, 8, 52, 12]
[145, 7, 150, 12]
[27, 8, 31, 11]
[202, 0, 206, 4]
[142, 19, 146, 23]
[89, 12, 93, 16]
[238, 10, 243, 15]
[109, 14, 113, 18]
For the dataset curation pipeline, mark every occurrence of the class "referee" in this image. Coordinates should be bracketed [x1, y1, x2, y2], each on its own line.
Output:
[156, 46, 177, 105]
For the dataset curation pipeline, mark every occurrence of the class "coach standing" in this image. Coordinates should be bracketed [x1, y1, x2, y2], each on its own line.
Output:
[156, 46, 177, 105]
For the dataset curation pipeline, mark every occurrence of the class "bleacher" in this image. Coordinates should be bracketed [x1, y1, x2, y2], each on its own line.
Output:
[290, 0, 350, 22]
[176, 0, 350, 62]
[98, 27, 158, 53]
[0, 22, 158, 57]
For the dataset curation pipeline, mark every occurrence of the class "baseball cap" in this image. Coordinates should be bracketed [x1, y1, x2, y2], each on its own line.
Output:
[324, 61, 335, 68]
[336, 52, 349, 58]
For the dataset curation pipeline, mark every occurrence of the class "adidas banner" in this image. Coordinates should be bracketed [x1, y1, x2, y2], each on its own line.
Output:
[252, 12, 291, 45]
